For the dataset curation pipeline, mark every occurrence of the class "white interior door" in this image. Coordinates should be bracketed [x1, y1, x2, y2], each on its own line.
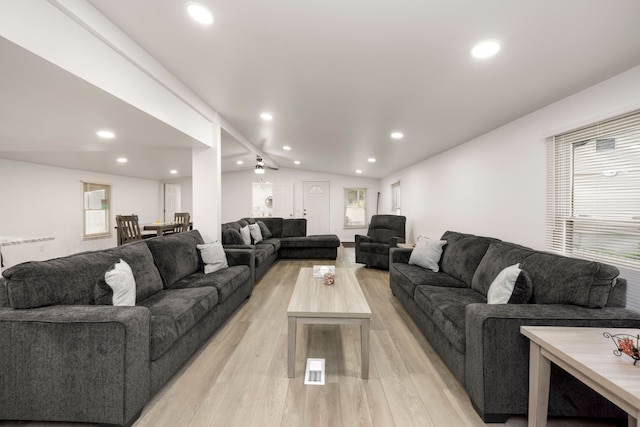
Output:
[272, 181, 294, 218]
[303, 181, 330, 235]
[164, 183, 181, 223]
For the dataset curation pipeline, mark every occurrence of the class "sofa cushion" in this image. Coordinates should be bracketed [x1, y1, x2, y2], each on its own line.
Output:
[258, 218, 284, 238]
[169, 265, 251, 304]
[261, 238, 281, 252]
[222, 228, 244, 245]
[144, 230, 204, 288]
[486, 264, 533, 304]
[282, 218, 307, 237]
[392, 263, 467, 298]
[108, 241, 164, 301]
[257, 220, 273, 240]
[521, 253, 618, 308]
[137, 287, 219, 360]
[409, 237, 447, 272]
[279, 235, 340, 248]
[414, 286, 486, 354]
[439, 231, 494, 286]
[197, 242, 228, 274]
[471, 241, 535, 296]
[254, 244, 276, 268]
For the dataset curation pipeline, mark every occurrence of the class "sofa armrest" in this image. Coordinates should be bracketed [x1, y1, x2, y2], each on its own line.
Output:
[0, 305, 151, 425]
[390, 247, 413, 264]
[354, 234, 371, 247]
[224, 248, 256, 284]
[464, 303, 640, 419]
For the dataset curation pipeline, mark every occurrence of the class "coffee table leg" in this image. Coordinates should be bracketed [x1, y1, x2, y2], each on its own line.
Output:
[528, 341, 550, 427]
[288, 316, 296, 378]
[361, 318, 370, 379]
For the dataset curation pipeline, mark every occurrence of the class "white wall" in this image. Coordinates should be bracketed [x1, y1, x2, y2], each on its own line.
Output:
[222, 168, 380, 242]
[380, 65, 640, 247]
[0, 159, 163, 268]
[380, 65, 640, 308]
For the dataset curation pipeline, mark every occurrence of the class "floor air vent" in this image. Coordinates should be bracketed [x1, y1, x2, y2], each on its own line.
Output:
[304, 358, 325, 385]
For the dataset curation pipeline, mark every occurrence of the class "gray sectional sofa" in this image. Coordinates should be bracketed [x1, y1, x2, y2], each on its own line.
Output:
[389, 230, 640, 422]
[221, 217, 340, 281]
[0, 230, 253, 426]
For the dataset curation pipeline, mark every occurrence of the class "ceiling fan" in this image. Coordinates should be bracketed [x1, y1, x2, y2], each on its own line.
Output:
[236, 155, 279, 174]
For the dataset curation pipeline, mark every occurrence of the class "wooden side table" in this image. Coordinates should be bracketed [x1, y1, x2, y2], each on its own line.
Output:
[521, 326, 640, 427]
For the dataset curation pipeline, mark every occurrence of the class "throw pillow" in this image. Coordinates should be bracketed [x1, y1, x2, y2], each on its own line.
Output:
[240, 225, 251, 245]
[486, 263, 533, 304]
[257, 220, 272, 239]
[98, 259, 136, 306]
[197, 241, 229, 274]
[248, 223, 263, 243]
[408, 237, 447, 272]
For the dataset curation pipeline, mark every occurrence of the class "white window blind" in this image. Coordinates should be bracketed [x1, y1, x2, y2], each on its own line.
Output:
[547, 110, 640, 309]
[391, 181, 401, 215]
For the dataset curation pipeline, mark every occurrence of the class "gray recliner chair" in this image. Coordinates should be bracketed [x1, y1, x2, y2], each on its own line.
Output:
[355, 215, 406, 270]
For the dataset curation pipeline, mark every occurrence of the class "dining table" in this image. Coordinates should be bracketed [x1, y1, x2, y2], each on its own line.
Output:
[142, 222, 179, 236]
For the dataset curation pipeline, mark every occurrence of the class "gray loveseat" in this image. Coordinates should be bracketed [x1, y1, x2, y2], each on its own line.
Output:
[389, 230, 640, 422]
[222, 217, 340, 281]
[0, 230, 253, 426]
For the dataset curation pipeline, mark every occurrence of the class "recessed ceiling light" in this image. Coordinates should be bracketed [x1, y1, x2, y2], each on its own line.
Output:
[170, 170, 178, 174]
[471, 40, 501, 59]
[294, 160, 300, 165]
[356, 169, 362, 174]
[116, 157, 127, 163]
[97, 130, 115, 139]
[236, 160, 244, 165]
[391, 132, 404, 139]
[283, 145, 291, 151]
[260, 112, 273, 121]
[368, 158, 376, 163]
[186, 2, 214, 25]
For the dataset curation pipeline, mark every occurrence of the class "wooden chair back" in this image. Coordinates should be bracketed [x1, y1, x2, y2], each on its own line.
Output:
[173, 212, 191, 233]
[116, 214, 142, 245]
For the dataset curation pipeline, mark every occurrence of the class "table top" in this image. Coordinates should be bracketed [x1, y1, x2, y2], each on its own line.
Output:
[0, 236, 55, 246]
[521, 326, 640, 409]
[287, 267, 371, 318]
[143, 223, 178, 230]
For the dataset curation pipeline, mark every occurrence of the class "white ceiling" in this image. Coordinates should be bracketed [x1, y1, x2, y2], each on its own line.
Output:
[2, 0, 640, 180]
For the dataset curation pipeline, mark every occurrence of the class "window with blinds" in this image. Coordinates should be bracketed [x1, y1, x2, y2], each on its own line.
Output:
[547, 109, 640, 277]
[391, 181, 401, 215]
[83, 182, 111, 239]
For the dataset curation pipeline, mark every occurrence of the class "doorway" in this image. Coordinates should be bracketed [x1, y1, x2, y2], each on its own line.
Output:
[303, 181, 330, 234]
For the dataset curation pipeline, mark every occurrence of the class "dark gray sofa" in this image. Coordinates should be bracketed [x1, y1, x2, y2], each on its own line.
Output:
[221, 217, 340, 281]
[389, 230, 640, 422]
[0, 230, 254, 426]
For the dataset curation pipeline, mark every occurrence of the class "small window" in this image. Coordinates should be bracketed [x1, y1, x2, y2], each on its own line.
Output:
[391, 181, 401, 215]
[345, 188, 366, 228]
[83, 182, 111, 239]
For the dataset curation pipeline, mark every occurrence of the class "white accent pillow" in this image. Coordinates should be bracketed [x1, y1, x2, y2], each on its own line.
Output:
[104, 259, 136, 306]
[240, 225, 251, 245]
[248, 223, 263, 243]
[197, 241, 229, 274]
[487, 263, 522, 304]
[408, 237, 447, 272]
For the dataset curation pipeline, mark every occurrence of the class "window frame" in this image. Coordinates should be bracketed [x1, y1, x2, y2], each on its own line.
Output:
[391, 181, 401, 215]
[82, 181, 112, 239]
[344, 187, 367, 228]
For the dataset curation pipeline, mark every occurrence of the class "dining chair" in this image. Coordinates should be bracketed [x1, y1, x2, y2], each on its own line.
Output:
[116, 214, 142, 245]
[173, 212, 191, 233]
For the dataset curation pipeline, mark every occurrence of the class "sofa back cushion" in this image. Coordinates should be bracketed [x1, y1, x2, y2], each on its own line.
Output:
[145, 230, 204, 288]
[521, 252, 618, 308]
[367, 215, 406, 243]
[257, 217, 284, 238]
[282, 218, 307, 237]
[105, 241, 164, 302]
[471, 241, 535, 296]
[439, 231, 494, 286]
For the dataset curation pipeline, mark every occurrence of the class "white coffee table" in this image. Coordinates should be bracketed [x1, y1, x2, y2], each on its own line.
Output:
[521, 326, 640, 427]
[287, 267, 372, 379]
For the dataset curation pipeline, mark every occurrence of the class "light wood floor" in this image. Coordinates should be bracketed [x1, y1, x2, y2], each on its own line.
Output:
[1, 246, 624, 427]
